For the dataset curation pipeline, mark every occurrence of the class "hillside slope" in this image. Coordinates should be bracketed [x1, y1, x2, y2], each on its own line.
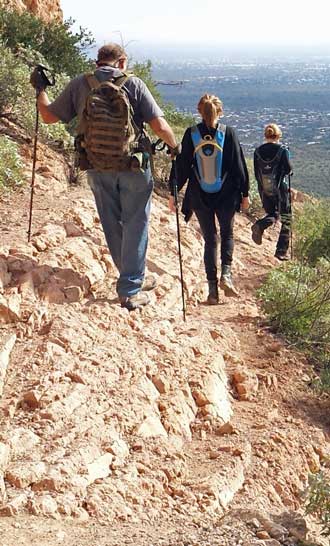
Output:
[0, 121, 329, 546]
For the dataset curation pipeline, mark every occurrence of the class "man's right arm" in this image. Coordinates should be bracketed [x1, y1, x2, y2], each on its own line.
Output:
[134, 78, 178, 152]
[148, 117, 178, 151]
[37, 91, 60, 124]
[31, 72, 78, 125]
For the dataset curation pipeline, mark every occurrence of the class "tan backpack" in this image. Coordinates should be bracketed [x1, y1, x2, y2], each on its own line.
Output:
[78, 72, 139, 171]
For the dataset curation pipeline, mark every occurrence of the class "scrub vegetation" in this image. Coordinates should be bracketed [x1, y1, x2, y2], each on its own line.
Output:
[259, 199, 330, 374]
[0, 135, 24, 189]
[259, 197, 330, 525]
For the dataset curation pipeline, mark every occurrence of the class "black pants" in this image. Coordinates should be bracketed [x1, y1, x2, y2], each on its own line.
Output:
[257, 191, 291, 254]
[256, 189, 291, 254]
[194, 200, 236, 281]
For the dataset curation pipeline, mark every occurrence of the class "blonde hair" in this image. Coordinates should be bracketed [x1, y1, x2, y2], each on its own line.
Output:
[264, 123, 282, 141]
[198, 94, 223, 128]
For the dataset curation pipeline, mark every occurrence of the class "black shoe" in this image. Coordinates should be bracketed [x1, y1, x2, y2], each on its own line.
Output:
[207, 280, 219, 305]
[220, 265, 239, 298]
[275, 251, 290, 261]
[120, 291, 150, 311]
[251, 223, 263, 245]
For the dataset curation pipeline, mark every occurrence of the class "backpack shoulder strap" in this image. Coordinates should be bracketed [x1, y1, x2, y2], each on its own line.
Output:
[84, 71, 134, 90]
[215, 124, 226, 148]
[191, 125, 202, 149]
[255, 147, 268, 165]
[112, 72, 134, 89]
[275, 145, 285, 159]
[85, 72, 101, 90]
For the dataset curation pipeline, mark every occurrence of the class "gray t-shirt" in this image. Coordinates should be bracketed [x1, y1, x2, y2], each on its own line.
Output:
[48, 66, 164, 129]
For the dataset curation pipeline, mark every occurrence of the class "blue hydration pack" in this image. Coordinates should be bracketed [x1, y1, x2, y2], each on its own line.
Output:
[191, 124, 226, 193]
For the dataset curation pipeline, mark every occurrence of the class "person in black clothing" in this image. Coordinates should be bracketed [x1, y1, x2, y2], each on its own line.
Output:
[251, 123, 293, 260]
[169, 94, 250, 304]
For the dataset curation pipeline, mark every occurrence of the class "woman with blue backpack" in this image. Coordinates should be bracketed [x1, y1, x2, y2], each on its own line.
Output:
[169, 94, 250, 304]
[251, 123, 293, 260]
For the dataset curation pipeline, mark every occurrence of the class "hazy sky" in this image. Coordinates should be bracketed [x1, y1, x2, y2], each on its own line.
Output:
[61, 0, 330, 51]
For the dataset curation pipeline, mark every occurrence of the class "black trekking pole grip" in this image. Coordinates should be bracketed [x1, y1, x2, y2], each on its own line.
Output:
[172, 159, 186, 322]
[27, 96, 40, 242]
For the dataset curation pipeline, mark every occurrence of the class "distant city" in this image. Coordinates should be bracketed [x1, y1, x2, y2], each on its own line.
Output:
[142, 54, 330, 196]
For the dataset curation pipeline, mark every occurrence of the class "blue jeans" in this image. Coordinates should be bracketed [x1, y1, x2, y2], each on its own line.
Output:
[88, 168, 153, 297]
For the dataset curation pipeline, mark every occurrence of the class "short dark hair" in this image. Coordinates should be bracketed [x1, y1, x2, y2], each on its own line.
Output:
[96, 43, 127, 65]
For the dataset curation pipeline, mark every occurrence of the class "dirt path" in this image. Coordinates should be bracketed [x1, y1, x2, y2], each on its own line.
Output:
[0, 136, 329, 546]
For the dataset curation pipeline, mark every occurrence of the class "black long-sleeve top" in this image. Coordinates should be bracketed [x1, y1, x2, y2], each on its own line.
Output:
[169, 122, 250, 222]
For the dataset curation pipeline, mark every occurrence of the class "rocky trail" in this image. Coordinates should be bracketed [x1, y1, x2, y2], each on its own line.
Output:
[0, 125, 329, 546]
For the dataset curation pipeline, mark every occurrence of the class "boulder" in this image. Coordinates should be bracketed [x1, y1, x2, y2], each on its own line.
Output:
[0, 292, 21, 323]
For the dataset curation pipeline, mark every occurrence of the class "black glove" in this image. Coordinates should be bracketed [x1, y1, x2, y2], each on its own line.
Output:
[167, 144, 181, 158]
[30, 66, 52, 94]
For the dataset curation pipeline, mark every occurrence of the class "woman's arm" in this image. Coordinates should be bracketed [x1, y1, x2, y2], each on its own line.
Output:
[282, 147, 293, 176]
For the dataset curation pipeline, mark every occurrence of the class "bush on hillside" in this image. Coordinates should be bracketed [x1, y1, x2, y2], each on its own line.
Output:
[259, 200, 330, 374]
[132, 60, 195, 138]
[0, 8, 94, 78]
[0, 42, 72, 149]
[258, 261, 330, 340]
[306, 473, 330, 537]
[163, 104, 194, 132]
[16, 71, 73, 148]
[132, 60, 162, 103]
[0, 42, 28, 115]
[0, 135, 24, 189]
[294, 199, 330, 265]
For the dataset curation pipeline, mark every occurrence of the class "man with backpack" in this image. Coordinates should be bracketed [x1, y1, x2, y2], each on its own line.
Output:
[30, 43, 179, 310]
[251, 123, 293, 261]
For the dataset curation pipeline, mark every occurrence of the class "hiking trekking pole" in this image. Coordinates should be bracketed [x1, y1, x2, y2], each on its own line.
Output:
[28, 65, 55, 242]
[288, 172, 293, 259]
[172, 159, 186, 322]
[27, 98, 39, 243]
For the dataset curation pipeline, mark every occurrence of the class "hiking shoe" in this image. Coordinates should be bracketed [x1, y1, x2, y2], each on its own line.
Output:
[251, 223, 263, 245]
[275, 251, 290, 261]
[220, 265, 239, 298]
[207, 280, 219, 305]
[142, 275, 157, 291]
[120, 291, 150, 311]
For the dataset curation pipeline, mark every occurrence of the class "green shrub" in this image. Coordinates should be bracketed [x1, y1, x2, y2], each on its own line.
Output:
[259, 259, 330, 364]
[0, 8, 94, 78]
[0, 42, 29, 114]
[132, 60, 162, 103]
[15, 70, 73, 148]
[132, 60, 194, 138]
[306, 472, 330, 536]
[0, 135, 24, 189]
[0, 41, 72, 148]
[259, 199, 330, 374]
[294, 199, 330, 265]
[163, 104, 194, 133]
